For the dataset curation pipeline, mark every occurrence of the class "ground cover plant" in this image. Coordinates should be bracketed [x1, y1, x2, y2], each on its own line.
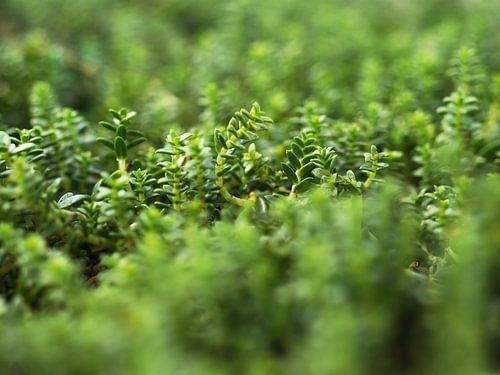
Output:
[1, 0, 500, 374]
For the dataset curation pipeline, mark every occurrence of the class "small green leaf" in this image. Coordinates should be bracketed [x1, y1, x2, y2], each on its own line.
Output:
[58, 193, 87, 209]
[0, 131, 11, 149]
[303, 145, 317, 155]
[302, 153, 316, 165]
[127, 137, 146, 149]
[282, 162, 298, 184]
[114, 136, 127, 160]
[256, 197, 268, 215]
[109, 109, 121, 120]
[304, 137, 316, 146]
[124, 111, 137, 120]
[180, 133, 193, 142]
[97, 137, 114, 150]
[227, 139, 246, 151]
[99, 121, 116, 132]
[291, 143, 304, 158]
[329, 156, 337, 171]
[293, 136, 305, 148]
[286, 150, 301, 170]
[295, 177, 316, 193]
[297, 161, 318, 180]
[30, 153, 46, 163]
[156, 148, 174, 156]
[219, 153, 238, 160]
[116, 124, 127, 139]
[214, 129, 225, 153]
[12, 143, 36, 154]
[128, 129, 145, 137]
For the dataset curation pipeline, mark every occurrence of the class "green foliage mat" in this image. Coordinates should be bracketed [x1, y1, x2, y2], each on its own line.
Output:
[0, 0, 500, 373]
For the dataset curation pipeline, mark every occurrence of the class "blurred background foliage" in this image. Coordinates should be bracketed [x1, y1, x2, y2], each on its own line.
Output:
[1, 0, 499, 137]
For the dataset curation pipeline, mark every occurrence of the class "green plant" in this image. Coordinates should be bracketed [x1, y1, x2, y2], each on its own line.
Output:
[214, 103, 273, 207]
[0, 2, 500, 374]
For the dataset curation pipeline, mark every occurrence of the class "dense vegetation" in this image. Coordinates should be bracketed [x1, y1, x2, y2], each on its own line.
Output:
[1, 0, 500, 373]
